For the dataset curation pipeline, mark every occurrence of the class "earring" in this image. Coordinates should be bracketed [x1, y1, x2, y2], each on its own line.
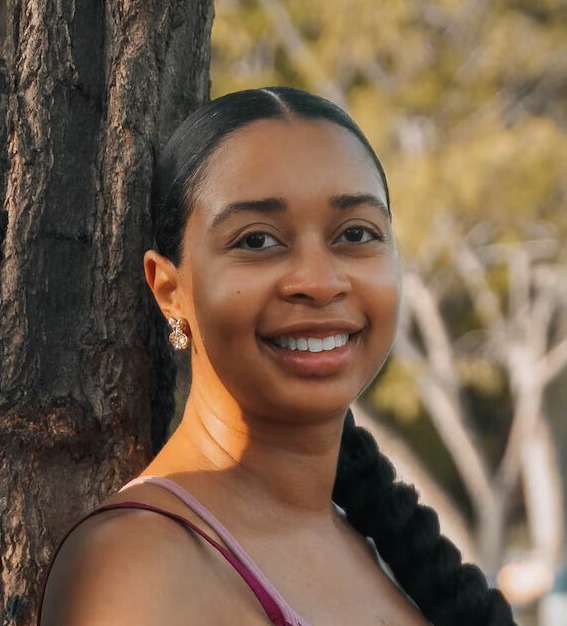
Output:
[168, 317, 190, 350]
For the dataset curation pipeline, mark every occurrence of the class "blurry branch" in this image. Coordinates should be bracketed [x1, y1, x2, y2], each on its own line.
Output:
[450, 0, 491, 50]
[462, 237, 566, 504]
[450, 45, 567, 136]
[395, 221, 566, 572]
[540, 337, 567, 385]
[253, 0, 396, 102]
[522, 415, 565, 566]
[252, 0, 347, 107]
[451, 233, 505, 331]
[397, 273, 493, 514]
[358, 57, 395, 90]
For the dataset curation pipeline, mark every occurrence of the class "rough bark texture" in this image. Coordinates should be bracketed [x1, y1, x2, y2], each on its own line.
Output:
[0, 1, 213, 624]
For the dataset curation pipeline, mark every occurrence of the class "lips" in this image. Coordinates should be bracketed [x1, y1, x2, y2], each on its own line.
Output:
[259, 323, 363, 378]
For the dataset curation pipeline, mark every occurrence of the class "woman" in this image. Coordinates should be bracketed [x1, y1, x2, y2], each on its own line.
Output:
[39, 87, 516, 625]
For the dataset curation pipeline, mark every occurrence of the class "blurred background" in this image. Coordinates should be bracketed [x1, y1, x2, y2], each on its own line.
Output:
[1, 0, 565, 624]
[209, 1, 567, 624]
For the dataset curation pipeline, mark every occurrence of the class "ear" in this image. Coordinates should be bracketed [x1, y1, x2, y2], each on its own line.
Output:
[143, 249, 184, 320]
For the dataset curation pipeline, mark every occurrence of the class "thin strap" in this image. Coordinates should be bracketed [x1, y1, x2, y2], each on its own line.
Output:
[121, 476, 309, 626]
[37, 502, 288, 626]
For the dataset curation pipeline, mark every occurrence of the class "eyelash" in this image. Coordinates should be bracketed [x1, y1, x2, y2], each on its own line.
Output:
[335, 226, 384, 244]
[232, 225, 384, 251]
[233, 232, 280, 251]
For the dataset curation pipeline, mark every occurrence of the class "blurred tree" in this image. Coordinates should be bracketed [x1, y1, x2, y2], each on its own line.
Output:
[211, 0, 567, 247]
[210, 0, 567, 589]
[0, 1, 212, 624]
[391, 221, 566, 574]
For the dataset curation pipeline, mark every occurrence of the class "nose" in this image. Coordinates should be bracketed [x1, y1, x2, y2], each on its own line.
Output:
[277, 243, 351, 306]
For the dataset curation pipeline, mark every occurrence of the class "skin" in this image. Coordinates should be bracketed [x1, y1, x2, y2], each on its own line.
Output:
[40, 118, 428, 625]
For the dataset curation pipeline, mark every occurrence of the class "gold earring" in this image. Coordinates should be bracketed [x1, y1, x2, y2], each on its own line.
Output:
[168, 317, 190, 350]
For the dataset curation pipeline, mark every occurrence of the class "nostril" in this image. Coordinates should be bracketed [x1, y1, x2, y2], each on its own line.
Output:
[279, 273, 351, 305]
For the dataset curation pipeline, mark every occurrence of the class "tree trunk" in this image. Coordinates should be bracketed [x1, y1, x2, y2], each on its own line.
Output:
[0, 1, 213, 624]
[521, 416, 564, 572]
[476, 496, 507, 576]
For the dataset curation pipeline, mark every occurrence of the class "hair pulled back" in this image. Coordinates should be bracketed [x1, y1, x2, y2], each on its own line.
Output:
[334, 410, 516, 625]
[152, 87, 517, 625]
[152, 86, 389, 265]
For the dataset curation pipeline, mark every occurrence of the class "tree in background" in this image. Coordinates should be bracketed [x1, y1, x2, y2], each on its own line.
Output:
[392, 221, 566, 576]
[210, 0, 567, 615]
[212, 0, 567, 240]
[0, 1, 213, 624]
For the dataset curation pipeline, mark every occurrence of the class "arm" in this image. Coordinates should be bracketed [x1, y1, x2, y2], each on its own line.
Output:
[39, 508, 205, 626]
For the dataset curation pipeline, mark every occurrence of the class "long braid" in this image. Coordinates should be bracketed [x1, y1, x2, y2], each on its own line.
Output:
[333, 411, 517, 626]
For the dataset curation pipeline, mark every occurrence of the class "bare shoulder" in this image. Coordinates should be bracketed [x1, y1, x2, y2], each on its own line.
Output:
[39, 506, 212, 626]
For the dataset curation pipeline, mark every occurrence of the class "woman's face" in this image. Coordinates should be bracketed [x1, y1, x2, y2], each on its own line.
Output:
[176, 117, 401, 422]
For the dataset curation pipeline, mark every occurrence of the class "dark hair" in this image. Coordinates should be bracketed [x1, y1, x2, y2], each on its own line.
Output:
[152, 87, 516, 625]
[334, 411, 516, 625]
[152, 86, 389, 265]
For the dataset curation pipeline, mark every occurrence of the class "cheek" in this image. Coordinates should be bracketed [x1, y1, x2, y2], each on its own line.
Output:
[190, 265, 263, 350]
[362, 261, 402, 341]
[189, 267, 270, 403]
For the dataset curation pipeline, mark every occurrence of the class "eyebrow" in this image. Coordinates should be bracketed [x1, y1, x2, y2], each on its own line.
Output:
[210, 197, 286, 232]
[210, 192, 389, 231]
[330, 193, 389, 217]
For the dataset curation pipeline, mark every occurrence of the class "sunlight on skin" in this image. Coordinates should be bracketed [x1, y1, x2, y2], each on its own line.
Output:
[143, 118, 401, 513]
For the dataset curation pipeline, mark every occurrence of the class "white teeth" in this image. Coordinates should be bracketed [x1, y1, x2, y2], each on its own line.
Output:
[273, 332, 350, 352]
[322, 336, 335, 350]
[296, 338, 308, 351]
[308, 338, 323, 352]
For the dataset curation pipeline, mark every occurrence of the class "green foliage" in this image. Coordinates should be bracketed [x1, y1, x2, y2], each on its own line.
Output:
[211, 0, 567, 245]
[210, 0, 567, 506]
[370, 358, 422, 423]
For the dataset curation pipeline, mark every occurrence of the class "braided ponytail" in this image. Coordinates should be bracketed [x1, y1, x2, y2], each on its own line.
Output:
[333, 411, 517, 626]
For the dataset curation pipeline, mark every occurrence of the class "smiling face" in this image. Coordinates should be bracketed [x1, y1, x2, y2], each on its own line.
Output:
[161, 117, 401, 423]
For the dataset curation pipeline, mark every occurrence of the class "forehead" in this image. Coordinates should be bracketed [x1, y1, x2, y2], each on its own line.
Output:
[194, 118, 387, 215]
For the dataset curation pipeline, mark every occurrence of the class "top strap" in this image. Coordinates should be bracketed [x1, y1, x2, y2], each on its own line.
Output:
[122, 476, 309, 626]
[37, 501, 288, 626]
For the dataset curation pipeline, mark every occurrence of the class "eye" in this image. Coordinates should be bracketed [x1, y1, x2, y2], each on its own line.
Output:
[335, 226, 382, 244]
[234, 231, 280, 250]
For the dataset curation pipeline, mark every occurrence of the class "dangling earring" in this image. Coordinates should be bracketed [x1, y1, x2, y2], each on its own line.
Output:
[168, 317, 190, 350]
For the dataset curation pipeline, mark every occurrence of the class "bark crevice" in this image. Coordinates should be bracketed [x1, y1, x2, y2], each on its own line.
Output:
[0, 2, 213, 623]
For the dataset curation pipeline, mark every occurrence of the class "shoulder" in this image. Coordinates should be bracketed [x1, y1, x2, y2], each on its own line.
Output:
[39, 505, 212, 626]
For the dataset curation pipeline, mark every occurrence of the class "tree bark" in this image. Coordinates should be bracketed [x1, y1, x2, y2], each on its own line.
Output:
[0, 1, 213, 624]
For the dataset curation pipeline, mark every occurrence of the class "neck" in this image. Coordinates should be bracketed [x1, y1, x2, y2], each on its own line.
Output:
[162, 382, 346, 520]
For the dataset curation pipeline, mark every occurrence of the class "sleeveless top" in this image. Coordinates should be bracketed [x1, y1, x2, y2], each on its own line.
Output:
[38, 475, 308, 625]
[38, 475, 422, 625]
[120, 475, 309, 625]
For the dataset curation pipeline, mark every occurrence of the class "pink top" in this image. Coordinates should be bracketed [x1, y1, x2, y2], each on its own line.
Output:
[118, 475, 310, 626]
[38, 475, 305, 626]
[39, 475, 419, 625]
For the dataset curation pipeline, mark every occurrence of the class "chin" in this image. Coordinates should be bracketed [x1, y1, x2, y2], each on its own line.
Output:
[254, 388, 356, 424]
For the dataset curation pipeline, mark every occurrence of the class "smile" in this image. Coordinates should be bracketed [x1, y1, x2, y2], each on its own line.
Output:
[272, 333, 349, 352]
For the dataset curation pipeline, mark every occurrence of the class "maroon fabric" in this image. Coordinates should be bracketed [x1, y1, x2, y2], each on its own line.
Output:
[37, 501, 289, 626]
